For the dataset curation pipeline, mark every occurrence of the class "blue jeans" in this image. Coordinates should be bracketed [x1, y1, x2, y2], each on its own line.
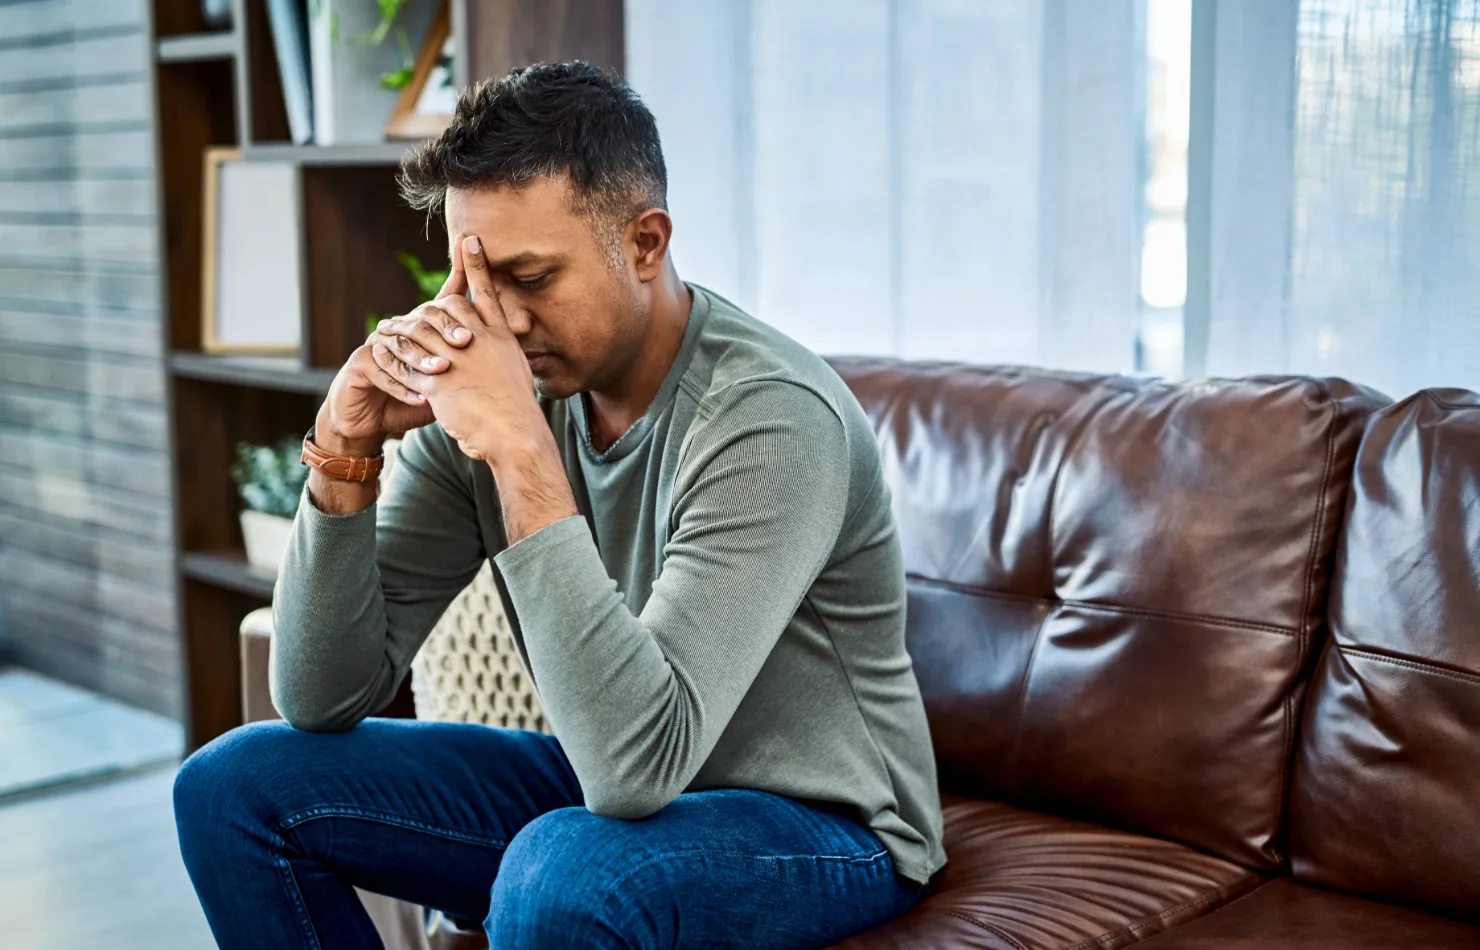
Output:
[174, 719, 922, 949]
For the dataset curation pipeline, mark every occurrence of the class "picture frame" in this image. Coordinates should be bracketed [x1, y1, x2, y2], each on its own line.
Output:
[384, 2, 456, 140]
[200, 147, 304, 354]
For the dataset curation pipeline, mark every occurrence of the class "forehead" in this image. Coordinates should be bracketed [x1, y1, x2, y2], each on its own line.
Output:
[444, 178, 590, 258]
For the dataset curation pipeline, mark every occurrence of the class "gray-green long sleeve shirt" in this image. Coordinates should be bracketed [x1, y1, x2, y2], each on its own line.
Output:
[271, 284, 946, 884]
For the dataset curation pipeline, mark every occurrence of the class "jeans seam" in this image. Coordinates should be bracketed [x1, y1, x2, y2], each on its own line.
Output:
[595, 846, 894, 928]
[272, 831, 324, 950]
[274, 805, 510, 849]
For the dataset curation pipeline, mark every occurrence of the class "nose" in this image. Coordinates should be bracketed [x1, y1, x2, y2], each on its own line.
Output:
[501, 302, 533, 336]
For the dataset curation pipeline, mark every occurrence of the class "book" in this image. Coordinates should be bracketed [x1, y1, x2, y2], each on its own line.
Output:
[265, 0, 313, 144]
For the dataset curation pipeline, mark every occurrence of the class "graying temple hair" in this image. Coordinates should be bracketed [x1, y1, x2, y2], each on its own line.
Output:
[398, 61, 667, 261]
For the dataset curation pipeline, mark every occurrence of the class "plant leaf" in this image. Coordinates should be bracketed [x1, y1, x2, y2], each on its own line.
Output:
[380, 65, 413, 91]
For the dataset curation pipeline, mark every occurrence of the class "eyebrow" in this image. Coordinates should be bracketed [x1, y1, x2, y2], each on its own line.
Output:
[484, 251, 558, 272]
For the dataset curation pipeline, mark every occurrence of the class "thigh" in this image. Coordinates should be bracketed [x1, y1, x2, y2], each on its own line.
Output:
[490, 788, 922, 949]
[177, 717, 582, 922]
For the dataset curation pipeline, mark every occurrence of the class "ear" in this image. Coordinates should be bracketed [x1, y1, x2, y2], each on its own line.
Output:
[628, 208, 673, 283]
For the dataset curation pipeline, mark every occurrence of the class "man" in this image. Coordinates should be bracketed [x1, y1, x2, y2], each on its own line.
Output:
[174, 62, 944, 949]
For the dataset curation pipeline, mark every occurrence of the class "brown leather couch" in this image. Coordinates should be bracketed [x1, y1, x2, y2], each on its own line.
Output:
[243, 361, 1480, 948]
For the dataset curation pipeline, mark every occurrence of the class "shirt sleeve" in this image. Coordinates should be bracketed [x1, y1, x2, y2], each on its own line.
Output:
[270, 424, 486, 731]
[493, 380, 850, 818]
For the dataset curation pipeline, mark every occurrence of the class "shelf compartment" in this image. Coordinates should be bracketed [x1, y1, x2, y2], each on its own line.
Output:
[301, 165, 444, 368]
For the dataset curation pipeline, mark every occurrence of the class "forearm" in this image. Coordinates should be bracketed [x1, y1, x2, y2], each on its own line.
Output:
[273, 424, 485, 731]
[271, 498, 400, 731]
[494, 518, 697, 817]
[489, 427, 579, 545]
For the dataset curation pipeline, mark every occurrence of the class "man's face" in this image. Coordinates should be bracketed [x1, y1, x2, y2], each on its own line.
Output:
[444, 178, 644, 400]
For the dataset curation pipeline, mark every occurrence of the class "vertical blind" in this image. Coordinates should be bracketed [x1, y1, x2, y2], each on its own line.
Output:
[628, 1, 1478, 396]
[1199, 0, 1479, 396]
[625, 0, 1146, 372]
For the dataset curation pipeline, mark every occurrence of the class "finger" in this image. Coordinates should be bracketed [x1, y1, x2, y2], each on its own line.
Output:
[371, 342, 432, 395]
[437, 236, 469, 300]
[420, 297, 475, 347]
[433, 295, 482, 344]
[460, 234, 510, 330]
[405, 302, 472, 347]
[364, 345, 426, 405]
[381, 307, 466, 360]
[373, 325, 448, 374]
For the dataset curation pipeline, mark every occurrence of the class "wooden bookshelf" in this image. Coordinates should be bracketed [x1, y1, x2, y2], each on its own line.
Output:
[148, 0, 624, 750]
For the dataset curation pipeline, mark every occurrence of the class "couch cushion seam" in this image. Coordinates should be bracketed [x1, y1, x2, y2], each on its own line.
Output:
[1063, 599, 1295, 636]
[1279, 383, 1340, 869]
[909, 575, 1298, 636]
[1423, 390, 1480, 412]
[1065, 882, 1236, 950]
[1341, 646, 1480, 686]
[921, 909, 1032, 950]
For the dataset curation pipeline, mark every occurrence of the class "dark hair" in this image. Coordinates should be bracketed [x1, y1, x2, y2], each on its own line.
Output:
[398, 61, 667, 235]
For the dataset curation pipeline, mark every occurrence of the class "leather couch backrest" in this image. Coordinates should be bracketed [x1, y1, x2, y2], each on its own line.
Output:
[1290, 390, 1480, 917]
[830, 359, 1385, 871]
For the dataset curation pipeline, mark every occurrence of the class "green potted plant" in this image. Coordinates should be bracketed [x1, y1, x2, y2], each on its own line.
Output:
[230, 437, 309, 571]
[367, 251, 451, 336]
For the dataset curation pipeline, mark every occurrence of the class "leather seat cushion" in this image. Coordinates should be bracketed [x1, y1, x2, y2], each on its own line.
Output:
[831, 794, 1260, 949]
[1128, 878, 1480, 948]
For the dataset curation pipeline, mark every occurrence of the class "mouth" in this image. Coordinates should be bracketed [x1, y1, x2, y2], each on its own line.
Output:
[524, 351, 556, 372]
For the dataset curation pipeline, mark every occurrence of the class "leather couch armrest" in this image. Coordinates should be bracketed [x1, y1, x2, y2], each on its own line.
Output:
[240, 607, 279, 723]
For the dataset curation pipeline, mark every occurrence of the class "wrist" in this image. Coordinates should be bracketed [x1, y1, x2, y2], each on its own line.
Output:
[486, 426, 556, 479]
[314, 411, 384, 459]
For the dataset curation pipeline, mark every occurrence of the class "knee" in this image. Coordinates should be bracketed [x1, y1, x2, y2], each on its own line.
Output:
[174, 720, 302, 846]
[487, 808, 639, 946]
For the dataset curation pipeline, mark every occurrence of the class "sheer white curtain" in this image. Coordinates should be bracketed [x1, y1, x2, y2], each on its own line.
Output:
[1198, 0, 1480, 397]
[625, 0, 1146, 371]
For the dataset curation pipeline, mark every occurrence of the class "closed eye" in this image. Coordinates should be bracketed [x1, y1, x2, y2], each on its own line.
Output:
[512, 273, 549, 290]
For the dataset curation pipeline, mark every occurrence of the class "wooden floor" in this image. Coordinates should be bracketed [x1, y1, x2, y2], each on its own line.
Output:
[0, 668, 182, 798]
[0, 764, 215, 949]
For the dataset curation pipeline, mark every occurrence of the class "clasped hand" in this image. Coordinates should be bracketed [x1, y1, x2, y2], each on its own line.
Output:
[368, 234, 544, 463]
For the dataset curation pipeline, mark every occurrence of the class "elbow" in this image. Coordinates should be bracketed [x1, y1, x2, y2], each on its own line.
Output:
[267, 662, 364, 734]
[278, 704, 358, 734]
[582, 781, 677, 821]
[271, 690, 361, 733]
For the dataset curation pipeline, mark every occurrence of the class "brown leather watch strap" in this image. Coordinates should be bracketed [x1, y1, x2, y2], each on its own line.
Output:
[301, 431, 384, 483]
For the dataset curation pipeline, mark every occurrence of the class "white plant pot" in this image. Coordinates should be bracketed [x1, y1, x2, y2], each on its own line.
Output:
[240, 510, 295, 572]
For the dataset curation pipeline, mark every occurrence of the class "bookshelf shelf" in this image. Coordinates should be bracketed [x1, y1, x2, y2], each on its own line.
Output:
[241, 142, 420, 165]
[182, 551, 276, 600]
[157, 31, 237, 63]
[169, 352, 337, 393]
